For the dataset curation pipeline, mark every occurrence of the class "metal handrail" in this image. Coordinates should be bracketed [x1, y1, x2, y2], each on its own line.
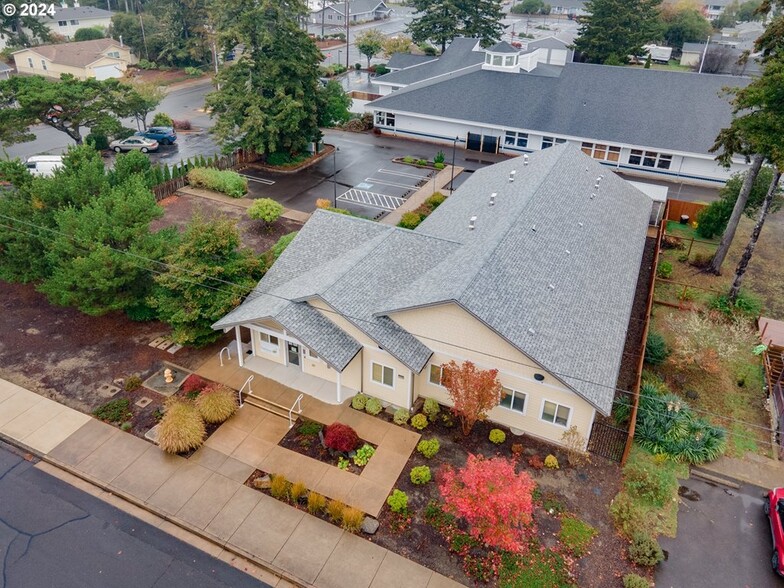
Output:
[238, 375, 254, 408]
[288, 394, 304, 429]
[219, 346, 231, 367]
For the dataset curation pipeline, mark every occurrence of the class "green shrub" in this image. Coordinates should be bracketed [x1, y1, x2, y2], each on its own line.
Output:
[307, 491, 326, 514]
[489, 428, 506, 444]
[422, 45, 437, 56]
[342, 506, 365, 532]
[424, 193, 446, 209]
[434, 162, 445, 170]
[393, 408, 409, 425]
[152, 112, 174, 127]
[398, 211, 423, 229]
[403, 156, 415, 163]
[298, 420, 323, 436]
[266, 151, 308, 167]
[184, 66, 202, 77]
[689, 252, 713, 269]
[124, 375, 143, 392]
[86, 132, 109, 151]
[417, 438, 440, 458]
[386, 489, 408, 513]
[137, 59, 158, 69]
[628, 532, 664, 567]
[434, 150, 446, 164]
[114, 127, 136, 140]
[271, 232, 297, 260]
[247, 198, 284, 226]
[375, 64, 390, 75]
[544, 454, 559, 469]
[410, 465, 432, 485]
[158, 401, 206, 454]
[422, 397, 440, 421]
[120, 421, 133, 432]
[656, 261, 673, 279]
[353, 443, 375, 466]
[559, 516, 598, 557]
[93, 398, 132, 424]
[364, 397, 383, 415]
[710, 291, 762, 318]
[416, 159, 427, 166]
[74, 27, 104, 41]
[351, 393, 369, 410]
[623, 459, 676, 507]
[270, 474, 291, 501]
[194, 384, 238, 424]
[623, 573, 650, 588]
[696, 198, 733, 239]
[644, 331, 670, 366]
[187, 167, 247, 197]
[410, 413, 428, 430]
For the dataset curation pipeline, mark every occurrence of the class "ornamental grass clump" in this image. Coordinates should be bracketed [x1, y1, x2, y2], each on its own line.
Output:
[307, 491, 326, 514]
[341, 507, 365, 533]
[270, 474, 291, 501]
[157, 400, 206, 454]
[289, 481, 308, 503]
[194, 384, 238, 424]
[326, 499, 347, 523]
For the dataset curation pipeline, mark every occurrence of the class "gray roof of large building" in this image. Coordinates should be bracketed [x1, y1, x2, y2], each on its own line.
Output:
[386, 53, 435, 70]
[374, 37, 485, 85]
[215, 145, 650, 414]
[41, 6, 113, 21]
[371, 63, 749, 155]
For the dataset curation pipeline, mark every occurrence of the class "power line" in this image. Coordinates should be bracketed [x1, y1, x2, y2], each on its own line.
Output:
[0, 210, 776, 437]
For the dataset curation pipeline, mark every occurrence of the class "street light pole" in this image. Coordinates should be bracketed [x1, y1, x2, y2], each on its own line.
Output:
[332, 146, 339, 207]
[345, 1, 350, 70]
[449, 136, 458, 191]
[321, 0, 326, 38]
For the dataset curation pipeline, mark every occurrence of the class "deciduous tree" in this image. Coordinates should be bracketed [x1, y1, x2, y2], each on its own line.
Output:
[355, 29, 385, 67]
[382, 35, 413, 57]
[317, 80, 351, 127]
[120, 82, 165, 131]
[439, 454, 536, 552]
[441, 360, 503, 435]
[661, 4, 712, 50]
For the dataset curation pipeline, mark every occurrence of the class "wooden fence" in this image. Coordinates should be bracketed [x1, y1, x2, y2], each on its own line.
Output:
[151, 149, 261, 201]
[666, 199, 707, 223]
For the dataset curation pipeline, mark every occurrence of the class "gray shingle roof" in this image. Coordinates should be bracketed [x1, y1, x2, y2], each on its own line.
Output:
[16, 38, 123, 68]
[386, 53, 436, 70]
[381, 145, 651, 413]
[318, 0, 389, 15]
[214, 146, 650, 414]
[370, 63, 750, 155]
[682, 42, 707, 53]
[41, 6, 113, 21]
[488, 41, 518, 54]
[374, 37, 484, 86]
[526, 36, 572, 51]
[0, 62, 11, 73]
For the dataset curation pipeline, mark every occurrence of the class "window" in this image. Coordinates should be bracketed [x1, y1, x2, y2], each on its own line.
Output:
[541, 400, 570, 426]
[327, 13, 332, 19]
[504, 55, 515, 66]
[107, 51, 120, 58]
[500, 387, 526, 414]
[504, 130, 528, 148]
[27, 57, 33, 68]
[41, 60, 47, 71]
[306, 348, 320, 360]
[374, 111, 395, 127]
[581, 142, 621, 162]
[372, 362, 394, 388]
[428, 364, 443, 386]
[485, 53, 491, 64]
[492, 55, 502, 66]
[58, 20, 67, 26]
[70, 19, 79, 25]
[628, 149, 672, 170]
[542, 136, 566, 149]
[258, 332, 279, 353]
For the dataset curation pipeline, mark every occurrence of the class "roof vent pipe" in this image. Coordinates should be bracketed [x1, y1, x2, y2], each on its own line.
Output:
[590, 193, 595, 199]
[548, 283, 555, 290]
[489, 192, 496, 206]
[531, 224, 536, 232]
[509, 170, 516, 182]
[468, 216, 477, 230]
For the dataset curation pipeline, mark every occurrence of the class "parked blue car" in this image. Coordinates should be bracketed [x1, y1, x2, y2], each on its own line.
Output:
[135, 126, 177, 145]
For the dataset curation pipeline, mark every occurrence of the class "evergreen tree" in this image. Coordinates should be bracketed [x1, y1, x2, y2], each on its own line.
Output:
[573, 0, 664, 64]
[407, 0, 503, 53]
[150, 216, 264, 346]
[206, 0, 322, 156]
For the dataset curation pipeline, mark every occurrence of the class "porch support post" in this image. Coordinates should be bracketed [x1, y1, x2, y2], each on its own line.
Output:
[235, 325, 244, 367]
[336, 370, 342, 404]
[408, 369, 414, 409]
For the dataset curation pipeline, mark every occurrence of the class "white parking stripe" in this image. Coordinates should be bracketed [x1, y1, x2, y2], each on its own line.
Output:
[238, 174, 275, 185]
[366, 177, 419, 190]
[337, 189, 405, 211]
[378, 168, 431, 179]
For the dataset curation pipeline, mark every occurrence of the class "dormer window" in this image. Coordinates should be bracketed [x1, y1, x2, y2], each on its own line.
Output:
[482, 42, 520, 72]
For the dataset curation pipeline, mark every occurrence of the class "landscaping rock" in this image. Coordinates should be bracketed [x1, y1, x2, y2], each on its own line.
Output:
[361, 516, 379, 535]
[253, 475, 272, 490]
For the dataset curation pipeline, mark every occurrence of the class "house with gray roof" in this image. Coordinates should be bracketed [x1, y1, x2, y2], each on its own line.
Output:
[40, 5, 114, 41]
[213, 145, 651, 448]
[368, 36, 751, 186]
[0, 62, 12, 80]
[310, 0, 392, 25]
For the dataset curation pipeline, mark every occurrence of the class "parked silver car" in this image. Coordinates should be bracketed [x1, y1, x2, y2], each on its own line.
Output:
[109, 136, 159, 153]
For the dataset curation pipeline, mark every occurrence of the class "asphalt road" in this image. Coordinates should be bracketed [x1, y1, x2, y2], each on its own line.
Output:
[0, 442, 269, 588]
[657, 477, 782, 588]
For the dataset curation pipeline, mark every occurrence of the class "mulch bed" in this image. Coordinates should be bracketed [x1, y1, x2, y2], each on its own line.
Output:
[278, 417, 376, 475]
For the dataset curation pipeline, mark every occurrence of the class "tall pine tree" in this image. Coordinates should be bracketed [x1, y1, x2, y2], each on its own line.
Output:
[206, 0, 322, 157]
[407, 0, 503, 53]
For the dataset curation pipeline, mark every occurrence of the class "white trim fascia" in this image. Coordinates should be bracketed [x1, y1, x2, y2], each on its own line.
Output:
[539, 397, 573, 428]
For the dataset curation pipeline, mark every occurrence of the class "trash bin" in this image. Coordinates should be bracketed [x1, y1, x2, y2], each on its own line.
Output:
[680, 214, 689, 225]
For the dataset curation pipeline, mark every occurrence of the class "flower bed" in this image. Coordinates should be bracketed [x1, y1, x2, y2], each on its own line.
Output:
[278, 418, 377, 475]
[392, 156, 445, 171]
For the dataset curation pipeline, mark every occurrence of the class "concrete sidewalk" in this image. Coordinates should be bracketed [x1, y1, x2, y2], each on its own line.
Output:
[698, 452, 784, 489]
[0, 378, 462, 588]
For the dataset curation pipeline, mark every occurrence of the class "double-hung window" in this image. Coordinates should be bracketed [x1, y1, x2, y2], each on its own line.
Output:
[258, 332, 279, 353]
[372, 362, 395, 387]
[374, 111, 395, 128]
[504, 130, 529, 148]
[541, 400, 570, 426]
[542, 136, 566, 149]
[499, 387, 526, 414]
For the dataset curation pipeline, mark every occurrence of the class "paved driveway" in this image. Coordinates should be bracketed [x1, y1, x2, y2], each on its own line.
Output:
[657, 477, 782, 588]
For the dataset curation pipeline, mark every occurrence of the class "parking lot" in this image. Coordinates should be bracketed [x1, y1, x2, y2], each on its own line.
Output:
[657, 477, 781, 588]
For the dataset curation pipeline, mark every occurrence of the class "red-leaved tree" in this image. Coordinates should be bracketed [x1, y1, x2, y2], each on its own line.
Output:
[439, 454, 536, 553]
[441, 360, 503, 435]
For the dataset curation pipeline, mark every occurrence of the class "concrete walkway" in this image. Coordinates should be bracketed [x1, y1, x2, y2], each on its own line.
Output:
[697, 452, 784, 489]
[0, 378, 454, 588]
[381, 165, 463, 226]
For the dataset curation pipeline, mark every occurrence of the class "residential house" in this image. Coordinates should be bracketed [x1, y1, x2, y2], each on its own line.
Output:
[213, 145, 652, 449]
[0, 62, 12, 80]
[310, 0, 392, 25]
[40, 5, 114, 41]
[12, 38, 135, 80]
[369, 37, 751, 185]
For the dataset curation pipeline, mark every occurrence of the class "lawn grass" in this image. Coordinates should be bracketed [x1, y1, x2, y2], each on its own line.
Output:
[498, 545, 575, 588]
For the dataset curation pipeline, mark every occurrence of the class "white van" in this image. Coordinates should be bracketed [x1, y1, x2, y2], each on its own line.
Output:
[26, 155, 64, 177]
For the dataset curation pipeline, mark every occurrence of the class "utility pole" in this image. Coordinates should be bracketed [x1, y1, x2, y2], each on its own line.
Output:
[345, 1, 350, 70]
[136, 0, 149, 61]
[449, 136, 458, 191]
[698, 35, 710, 74]
[321, 0, 326, 38]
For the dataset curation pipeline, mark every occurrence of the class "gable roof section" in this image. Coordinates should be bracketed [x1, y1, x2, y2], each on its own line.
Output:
[41, 6, 113, 21]
[380, 146, 651, 414]
[387, 53, 436, 70]
[374, 37, 485, 86]
[16, 38, 123, 68]
[370, 63, 749, 155]
[488, 41, 518, 54]
[321, 0, 389, 15]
